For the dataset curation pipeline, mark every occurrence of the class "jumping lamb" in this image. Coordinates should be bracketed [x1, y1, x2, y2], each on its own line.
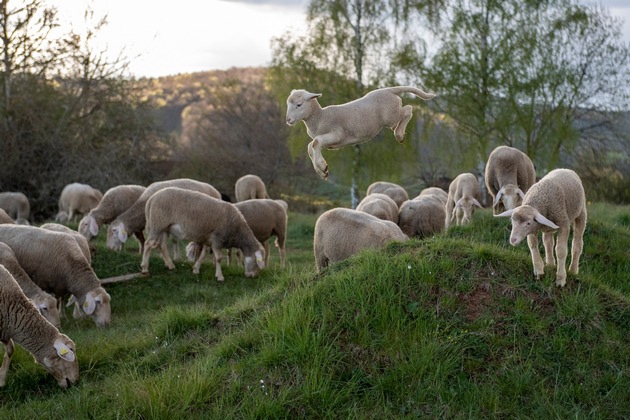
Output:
[366, 181, 409, 208]
[398, 195, 446, 239]
[234, 174, 268, 202]
[445, 173, 483, 228]
[356, 193, 399, 223]
[56, 183, 103, 223]
[0, 192, 30, 224]
[0, 265, 78, 388]
[141, 187, 265, 281]
[496, 168, 587, 287]
[485, 145, 537, 214]
[314, 207, 408, 272]
[286, 86, 436, 179]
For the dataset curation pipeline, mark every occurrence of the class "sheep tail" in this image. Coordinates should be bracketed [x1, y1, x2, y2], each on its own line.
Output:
[387, 86, 436, 100]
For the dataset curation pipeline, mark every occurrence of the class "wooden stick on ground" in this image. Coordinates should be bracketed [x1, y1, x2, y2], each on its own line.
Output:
[100, 272, 148, 284]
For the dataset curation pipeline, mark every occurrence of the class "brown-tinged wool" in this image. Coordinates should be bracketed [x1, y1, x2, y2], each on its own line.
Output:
[40, 223, 91, 265]
[417, 187, 448, 205]
[485, 145, 536, 214]
[0, 209, 15, 224]
[234, 174, 268, 202]
[56, 183, 103, 223]
[366, 181, 410, 208]
[398, 195, 446, 239]
[0, 192, 30, 224]
[356, 193, 400, 224]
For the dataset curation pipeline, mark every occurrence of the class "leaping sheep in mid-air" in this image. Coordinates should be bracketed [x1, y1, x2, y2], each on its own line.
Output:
[285, 86, 436, 180]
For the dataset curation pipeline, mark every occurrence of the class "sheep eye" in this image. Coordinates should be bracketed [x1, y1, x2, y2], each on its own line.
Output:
[296, 103, 302, 108]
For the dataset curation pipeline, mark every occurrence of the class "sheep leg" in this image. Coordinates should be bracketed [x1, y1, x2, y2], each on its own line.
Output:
[212, 245, 225, 281]
[445, 200, 455, 228]
[275, 236, 286, 268]
[0, 339, 14, 387]
[134, 231, 146, 255]
[263, 241, 270, 267]
[393, 105, 413, 143]
[307, 138, 329, 180]
[527, 233, 545, 279]
[192, 244, 208, 274]
[569, 210, 586, 275]
[554, 226, 570, 287]
[542, 231, 555, 267]
[158, 233, 176, 270]
[140, 238, 159, 273]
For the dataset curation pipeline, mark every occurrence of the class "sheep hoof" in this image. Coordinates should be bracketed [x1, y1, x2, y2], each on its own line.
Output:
[216, 277, 224, 282]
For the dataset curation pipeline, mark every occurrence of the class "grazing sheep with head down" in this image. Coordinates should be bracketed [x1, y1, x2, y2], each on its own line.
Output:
[418, 187, 448, 205]
[445, 173, 483, 228]
[56, 183, 103, 223]
[234, 174, 268, 202]
[0, 192, 30, 224]
[40, 223, 91, 264]
[356, 193, 399, 223]
[141, 187, 265, 281]
[314, 207, 408, 272]
[366, 181, 409, 208]
[0, 265, 78, 388]
[485, 145, 537, 214]
[286, 86, 436, 179]
[496, 168, 587, 287]
[398, 195, 446, 239]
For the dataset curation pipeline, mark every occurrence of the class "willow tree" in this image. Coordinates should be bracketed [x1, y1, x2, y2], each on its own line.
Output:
[269, 0, 440, 207]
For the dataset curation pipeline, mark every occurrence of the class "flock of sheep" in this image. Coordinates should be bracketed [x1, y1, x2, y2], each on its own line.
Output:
[0, 85, 588, 390]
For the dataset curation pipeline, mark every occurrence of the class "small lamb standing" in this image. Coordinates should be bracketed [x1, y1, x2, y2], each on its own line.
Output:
[314, 207, 408, 272]
[56, 183, 103, 223]
[286, 86, 435, 179]
[234, 175, 268, 202]
[356, 193, 399, 223]
[496, 168, 587, 287]
[0, 265, 79, 388]
[398, 195, 446, 239]
[485, 145, 537, 214]
[141, 187, 265, 281]
[0, 192, 30, 224]
[445, 173, 483, 228]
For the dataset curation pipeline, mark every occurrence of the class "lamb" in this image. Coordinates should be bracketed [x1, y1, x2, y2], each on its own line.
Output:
[234, 174, 268, 202]
[485, 145, 537, 214]
[314, 207, 409, 272]
[0, 209, 14, 224]
[0, 265, 78, 388]
[107, 178, 220, 253]
[40, 223, 92, 264]
[417, 186, 448, 205]
[445, 173, 483, 228]
[0, 243, 61, 328]
[366, 181, 409, 208]
[495, 168, 587, 287]
[141, 187, 265, 281]
[78, 184, 146, 246]
[0, 192, 30, 224]
[285, 86, 436, 179]
[55, 183, 103, 223]
[356, 193, 399, 223]
[398, 195, 446, 239]
[0, 225, 111, 327]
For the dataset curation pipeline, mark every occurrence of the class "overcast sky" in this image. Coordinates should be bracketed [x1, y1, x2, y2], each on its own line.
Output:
[55, 0, 629, 78]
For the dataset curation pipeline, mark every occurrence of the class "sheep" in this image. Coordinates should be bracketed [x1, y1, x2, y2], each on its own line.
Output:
[495, 168, 587, 287]
[234, 174, 268, 202]
[40, 223, 91, 264]
[485, 145, 537, 214]
[314, 207, 409, 272]
[398, 195, 446, 239]
[366, 181, 409, 208]
[285, 86, 436, 179]
[445, 173, 483, 228]
[418, 186, 448, 205]
[78, 184, 146, 246]
[356, 193, 399, 223]
[274, 199, 289, 212]
[0, 265, 78, 388]
[141, 187, 265, 281]
[56, 183, 103, 223]
[0, 209, 14, 224]
[0, 242, 61, 328]
[0, 225, 111, 327]
[106, 178, 220, 253]
[0, 192, 30, 224]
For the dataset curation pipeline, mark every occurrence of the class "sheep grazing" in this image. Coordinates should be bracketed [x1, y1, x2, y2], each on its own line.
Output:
[0, 209, 14, 224]
[0, 265, 79, 388]
[366, 181, 409, 208]
[78, 184, 146, 245]
[56, 183, 103, 223]
[107, 178, 220, 253]
[0, 192, 30, 224]
[0, 243, 61, 328]
[398, 195, 446, 239]
[234, 199, 287, 267]
[40, 223, 92, 264]
[286, 86, 436, 179]
[485, 145, 537, 214]
[314, 208, 408, 272]
[356, 193, 399, 223]
[445, 173, 483, 228]
[496, 168, 587, 287]
[234, 174, 268, 202]
[418, 186, 448, 205]
[0, 225, 111, 327]
[141, 187, 265, 281]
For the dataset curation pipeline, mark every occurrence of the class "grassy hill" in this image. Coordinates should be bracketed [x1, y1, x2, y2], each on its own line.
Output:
[0, 204, 628, 418]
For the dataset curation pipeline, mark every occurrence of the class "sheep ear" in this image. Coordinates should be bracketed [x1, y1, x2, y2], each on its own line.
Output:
[473, 198, 483, 208]
[116, 224, 128, 243]
[83, 292, 96, 315]
[255, 250, 264, 269]
[493, 189, 504, 206]
[66, 295, 77, 308]
[53, 338, 75, 362]
[455, 198, 463, 209]
[306, 92, 322, 101]
[517, 189, 525, 199]
[495, 209, 515, 218]
[88, 217, 99, 237]
[534, 211, 559, 229]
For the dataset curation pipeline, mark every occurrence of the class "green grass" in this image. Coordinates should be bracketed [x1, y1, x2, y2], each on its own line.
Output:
[0, 205, 628, 418]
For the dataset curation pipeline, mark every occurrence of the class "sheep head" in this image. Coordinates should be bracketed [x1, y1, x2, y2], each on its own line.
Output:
[244, 248, 265, 278]
[40, 335, 79, 388]
[493, 184, 525, 214]
[286, 89, 322, 126]
[106, 221, 128, 251]
[78, 288, 112, 327]
[496, 205, 559, 245]
[78, 215, 99, 241]
[454, 197, 483, 225]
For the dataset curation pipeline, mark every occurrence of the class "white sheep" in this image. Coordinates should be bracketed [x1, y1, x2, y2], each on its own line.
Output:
[0, 242, 61, 328]
[366, 181, 410, 208]
[0, 265, 78, 388]
[285, 86, 436, 179]
[0, 192, 30, 224]
[55, 183, 103, 223]
[0, 225, 111, 327]
[398, 195, 446, 238]
[141, 187, 265, 281]
[234, 174, 268, 202]
[495, 168, 587, 287]
[485, 145, 537, 214]
[78, 184, 146, 246]
[356, 193, 399, 223]
[314, 207, 409, 272]
[417, 186, 448, 205]
[107, 178, 220, 253]
[0, 209, 14, 224]
[445, 173, 483, 228]
[40, 223, 92, 264]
